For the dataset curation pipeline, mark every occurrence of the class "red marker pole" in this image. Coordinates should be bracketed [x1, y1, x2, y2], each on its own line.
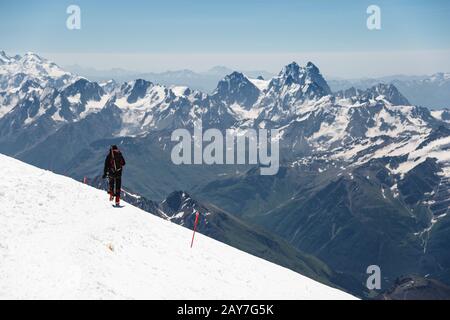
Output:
[190, 211, 200, 248]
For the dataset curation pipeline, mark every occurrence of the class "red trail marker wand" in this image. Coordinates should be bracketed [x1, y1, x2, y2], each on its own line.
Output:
[191, 211, 200, 248]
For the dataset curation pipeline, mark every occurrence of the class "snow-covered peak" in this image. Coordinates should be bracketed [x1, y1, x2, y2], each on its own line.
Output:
[361, 83, 410, 106]
[0, 154, 356, 299]
[279, 61, 301, 79]
[305, 61, 319, 71]
[20, 52, 45, 64]
[0, 51, 76, 90]
[267, 61, 332, 102]
[214, 71, 252, 91]
[0, 50, 13, 64]
[63, 78, 105, 101]
[16, 52, 69, 78]
[213, 71, 261, 109]
[335, 83, 410, 106]
[252, 62, 333, 122]
[278, 61, 322, 81]
[120, 79, 153, 103]
[99, 79, 119, 94]
[275, 61, 330, 93]
[0, 51, 21, 65]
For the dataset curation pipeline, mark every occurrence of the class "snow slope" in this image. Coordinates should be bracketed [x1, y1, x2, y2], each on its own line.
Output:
[0, 154, 355, 300]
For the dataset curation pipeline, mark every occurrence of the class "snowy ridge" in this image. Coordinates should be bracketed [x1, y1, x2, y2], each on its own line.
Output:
[0, 154, 355, 299]
[0, 51, 95, 125]
[431, 109, 450, 124]
[0, 52, 75, 90]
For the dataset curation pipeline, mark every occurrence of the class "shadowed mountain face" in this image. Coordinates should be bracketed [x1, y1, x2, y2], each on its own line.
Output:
[213, 72, 261, 109]
[378, 276, 450, 300]
[196, 160, 448, 291]
[1, 51, 450, 298]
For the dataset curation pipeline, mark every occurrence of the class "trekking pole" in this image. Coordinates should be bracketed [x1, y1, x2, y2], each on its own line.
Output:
[190, 211, 200, 248]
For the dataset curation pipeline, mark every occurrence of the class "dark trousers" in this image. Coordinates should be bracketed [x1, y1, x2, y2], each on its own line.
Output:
[109, 175, 122, 197]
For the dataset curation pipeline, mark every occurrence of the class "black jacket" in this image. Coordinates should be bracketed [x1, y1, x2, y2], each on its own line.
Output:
[104, 149, 126, 177]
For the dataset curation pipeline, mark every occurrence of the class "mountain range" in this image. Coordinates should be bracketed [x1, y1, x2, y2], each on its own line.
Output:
[1, 50, 449, 298]
[328, 74, 450, 110]
[62, 58, 450, 109]
[64, 63, 274, 93]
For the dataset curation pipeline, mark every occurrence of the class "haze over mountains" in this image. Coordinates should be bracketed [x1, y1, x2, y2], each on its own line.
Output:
[1, 50, 449, 298]
[329, 74, 450, 110]
[63, 59, 450, 110]
[64, 63, 275, 94]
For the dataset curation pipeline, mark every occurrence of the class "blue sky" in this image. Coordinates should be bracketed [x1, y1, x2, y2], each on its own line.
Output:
[1, 0, 449, 76]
